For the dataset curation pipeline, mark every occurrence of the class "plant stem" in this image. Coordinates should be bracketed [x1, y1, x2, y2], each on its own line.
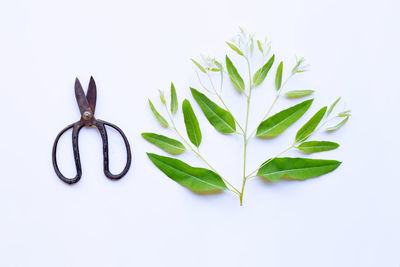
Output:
[239, 56, 253, 205]
[196, 71, 215, 95]
[163, 104, 240, 195]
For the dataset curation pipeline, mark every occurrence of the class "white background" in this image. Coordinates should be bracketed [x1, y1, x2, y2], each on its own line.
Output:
[0, 0, 399, 266]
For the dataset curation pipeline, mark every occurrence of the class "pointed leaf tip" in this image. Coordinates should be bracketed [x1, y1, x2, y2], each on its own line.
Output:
[253, 55, 275, 87]
[191, 59, 207, 73]
[327, 97, 341, 116]
[226, 56, 245, 93]
[256, 99, 313, 138]
[257, 157, 341, 181]
[147, 153, 227, 192]
[226, 42, 244, 56]
[148, 99, 169, 128]
[295, 106, 327, 143]
[191, 88, 236, 134]
[170, 82, 178, 114]
[142, 132, 186, 155]
[297, 141, 339, 153]
[285, 90, 314, 98]
[326, 117, 349, 132]
[182, 99, 202, 147]
[275, 61, 283, 91]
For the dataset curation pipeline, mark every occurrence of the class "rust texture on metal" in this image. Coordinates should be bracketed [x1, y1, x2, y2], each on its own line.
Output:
[52, 77, 132, 184]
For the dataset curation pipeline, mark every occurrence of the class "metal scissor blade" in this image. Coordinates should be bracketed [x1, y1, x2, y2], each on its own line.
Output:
[87, 76, 97, 114]
[75, 78, 91, 116]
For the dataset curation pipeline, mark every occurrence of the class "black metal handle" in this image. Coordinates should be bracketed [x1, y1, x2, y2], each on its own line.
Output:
[95, 119, 132, 179]
[52, 121, 83, 184]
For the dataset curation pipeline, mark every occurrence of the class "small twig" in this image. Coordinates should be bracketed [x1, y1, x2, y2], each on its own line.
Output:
[195, 72, 215, 95]
[239, 55, 253, 205]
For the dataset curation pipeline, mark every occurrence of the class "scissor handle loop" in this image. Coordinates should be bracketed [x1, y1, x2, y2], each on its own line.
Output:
[52, 121, 83, 184]
[52, 120, 131, 184]
[95, 119, 132, 179]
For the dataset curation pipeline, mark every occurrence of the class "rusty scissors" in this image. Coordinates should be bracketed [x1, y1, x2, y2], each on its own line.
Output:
[52, 77, 132, 184]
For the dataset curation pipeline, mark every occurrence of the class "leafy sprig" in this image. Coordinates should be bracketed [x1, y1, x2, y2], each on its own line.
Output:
[143, 29, 351, 205]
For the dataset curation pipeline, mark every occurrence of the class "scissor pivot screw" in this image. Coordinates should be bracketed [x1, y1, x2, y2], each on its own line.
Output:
[83, 111, 92, 120]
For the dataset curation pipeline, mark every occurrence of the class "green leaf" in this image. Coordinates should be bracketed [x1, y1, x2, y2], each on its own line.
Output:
[257, 157, 341, 181]
[256, 99, 313, 138]
[257, 40, 263, 53]
[253, 55, 275, 87]
[158, 90, 166, 104]
[249, 38, 254, 55]
[214, 60, 223, 71]
[226, 41, 244, 56]
[326, 117, 349, 132]
[291, 57, 307, 74]
[297, 141, 339, 154]
[226, 55, 245, 93]
[190, 88, 236, 134]
[147, 153, 227, 192]
[148, 99, 169, 128]
[182, 99, 202, 147]
[170, 82, 178, 114]
[285, 90, 314, 99]
[327, 97, 341, 116]
[295, 106, 327, 143]
[191, 58, 207, 73]
[142, 133, 186, 155]
[275, 61, 283, 91]
[338, 110, 351, 117]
